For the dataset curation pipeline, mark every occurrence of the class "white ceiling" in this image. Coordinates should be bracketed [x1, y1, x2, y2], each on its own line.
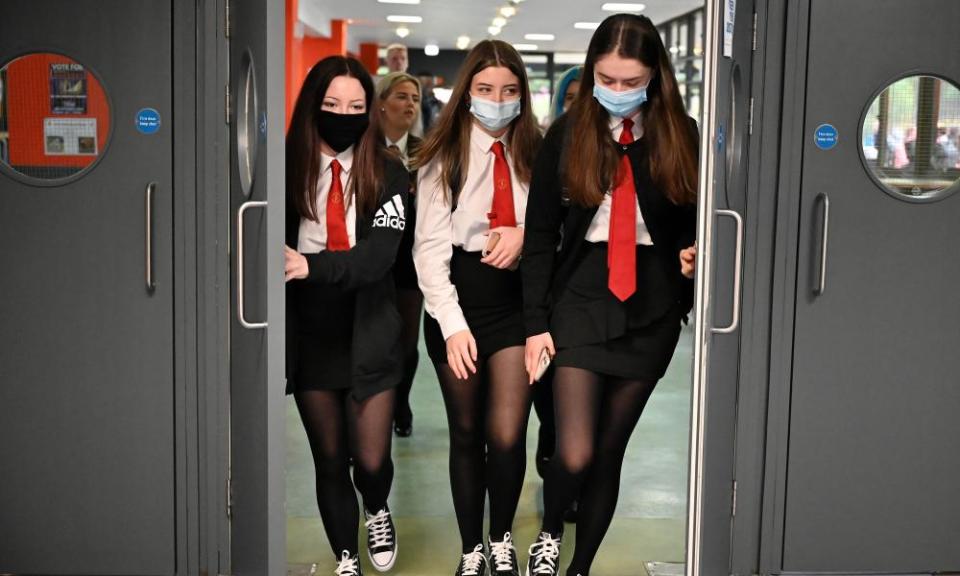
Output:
[302, 0, 704, 53]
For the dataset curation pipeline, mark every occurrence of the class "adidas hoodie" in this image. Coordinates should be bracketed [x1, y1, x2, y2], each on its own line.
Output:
[286, 155, 411, 400]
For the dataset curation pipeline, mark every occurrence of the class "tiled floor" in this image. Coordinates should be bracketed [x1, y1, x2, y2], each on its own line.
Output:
[287, 322, 693, 575]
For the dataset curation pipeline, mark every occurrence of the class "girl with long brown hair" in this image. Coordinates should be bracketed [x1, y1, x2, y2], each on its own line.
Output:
[412, 40, 542, 576]
[284, 55, 410, 576]
[521, 14, 698, 576]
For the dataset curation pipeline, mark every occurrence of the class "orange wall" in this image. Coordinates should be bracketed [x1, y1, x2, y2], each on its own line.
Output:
[286, 0, 349, 130]
[7, 54, 110, 168]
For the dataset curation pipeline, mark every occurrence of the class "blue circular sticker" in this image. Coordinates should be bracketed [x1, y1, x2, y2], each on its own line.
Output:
[136, 108, 161, 135]
[814, 123, 838, 150]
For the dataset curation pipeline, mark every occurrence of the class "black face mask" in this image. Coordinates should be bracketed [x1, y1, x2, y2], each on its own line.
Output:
[316, 110, 369, 153]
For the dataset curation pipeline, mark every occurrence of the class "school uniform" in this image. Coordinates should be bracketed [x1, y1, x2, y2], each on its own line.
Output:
[522, 111, 698, 381]
[414, 123, 529, 365]
[388, 132, 422, 291]
[286, 146, 411, 399]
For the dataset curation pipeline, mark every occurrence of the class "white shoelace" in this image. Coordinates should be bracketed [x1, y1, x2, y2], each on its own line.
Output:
[334, 551, 360, 576]
[364, 508, 394, 549]
[461, 544, 487, 576]
[489, 532, 516, 572]
[528, 533, 561, 575]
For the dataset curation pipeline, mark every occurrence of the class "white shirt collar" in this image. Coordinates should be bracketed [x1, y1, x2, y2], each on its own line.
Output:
[608, 109, 643, 133]
[386, 132, 409, 156]
[320, 144, 355, 174]
[471, 122, 511, 155]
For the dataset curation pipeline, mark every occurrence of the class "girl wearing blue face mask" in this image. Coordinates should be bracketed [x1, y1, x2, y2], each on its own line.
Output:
[522, 14, 699, 576]
[412, 40, 542, 576]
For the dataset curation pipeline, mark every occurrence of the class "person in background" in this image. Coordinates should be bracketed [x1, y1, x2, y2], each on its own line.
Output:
[384, 43, 423, 137]
[376, 71, 424, 437]
[413, 39, 542, 576]
[418, 70, 445, 134]
[385, 43, 409, 74]
[522, 13, 699, 576]
[285, 55, 410, 576]
[550, 66, 583, 122]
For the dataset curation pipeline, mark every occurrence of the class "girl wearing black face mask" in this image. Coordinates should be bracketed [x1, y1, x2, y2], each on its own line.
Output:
[284, 55, 410, 576]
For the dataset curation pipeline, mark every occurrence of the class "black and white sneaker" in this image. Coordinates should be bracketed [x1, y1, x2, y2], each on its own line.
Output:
[364, 507, 397, 571]
[335, 550, 363, 576]
[455, 544, 488, 576]
[525, 532, 562, 576]
[488, 532, 520, 576]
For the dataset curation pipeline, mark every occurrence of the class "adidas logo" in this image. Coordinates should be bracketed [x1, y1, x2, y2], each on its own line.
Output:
[373, 194, 406, 231]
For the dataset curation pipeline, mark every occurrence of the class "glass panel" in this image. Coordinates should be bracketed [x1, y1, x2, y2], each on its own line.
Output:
[0, 52, 111, 182]
[862, 75, 960, 200]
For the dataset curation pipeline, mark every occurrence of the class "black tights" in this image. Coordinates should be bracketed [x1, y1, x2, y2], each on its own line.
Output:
[393, 288, 423, 427]
[541, 367, 658, 576]
[434, 345, 533, 551]
[295, 388, 395, 557]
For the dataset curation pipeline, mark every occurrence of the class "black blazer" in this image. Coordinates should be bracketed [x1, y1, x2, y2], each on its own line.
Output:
[286, 155, 410, 400]
[521, 114, 697, 345]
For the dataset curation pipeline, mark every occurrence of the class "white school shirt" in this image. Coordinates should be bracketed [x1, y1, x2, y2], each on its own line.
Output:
[584, 109, 654, 245]
[413, 123, 529, 340]
[386, 132, 411, 168]
[297, 146, 358, 252]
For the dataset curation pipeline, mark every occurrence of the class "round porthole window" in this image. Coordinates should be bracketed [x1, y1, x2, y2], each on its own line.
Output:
[860, 74, 960, 202]
[0, 52, 112, 185]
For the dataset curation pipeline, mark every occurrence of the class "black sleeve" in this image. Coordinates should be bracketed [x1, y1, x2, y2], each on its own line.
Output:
[303, 160, 409, 292]
[521, 119, 566, 337]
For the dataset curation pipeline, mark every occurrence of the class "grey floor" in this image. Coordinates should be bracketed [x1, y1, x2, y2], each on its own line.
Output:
[286, 322, 693, 575]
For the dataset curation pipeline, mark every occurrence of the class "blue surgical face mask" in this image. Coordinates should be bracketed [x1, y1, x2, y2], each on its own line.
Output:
[469, 96, 522, 132]
[592, 82, 648, 118]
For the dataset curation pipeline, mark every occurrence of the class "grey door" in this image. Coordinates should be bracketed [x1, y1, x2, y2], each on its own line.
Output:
[227, 0, 286, 574]
[783, 0, 960, 570]
[688, 0, 757, 573]
[0, 1, 176, 574]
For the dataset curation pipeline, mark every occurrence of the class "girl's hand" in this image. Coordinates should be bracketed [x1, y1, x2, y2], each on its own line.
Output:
[285, 245, 309, 281]
[481, 226, 524, 270]
[446, 329, 478, 380]
[525, 332, 556, 385]
[680, 243, 697, 279]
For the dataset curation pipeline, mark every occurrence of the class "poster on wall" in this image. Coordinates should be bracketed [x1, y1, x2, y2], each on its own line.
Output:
[50, 63, 87, 115]
[44, 117, 97, 155]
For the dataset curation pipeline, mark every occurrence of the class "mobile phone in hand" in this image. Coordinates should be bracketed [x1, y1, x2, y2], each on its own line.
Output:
[534, 348, 552, 382]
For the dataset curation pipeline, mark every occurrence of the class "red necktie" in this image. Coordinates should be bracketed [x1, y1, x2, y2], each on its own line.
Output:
[608, 117, 637, 301]
[326, 159, 350, 251]
[488, 141, 517, 228]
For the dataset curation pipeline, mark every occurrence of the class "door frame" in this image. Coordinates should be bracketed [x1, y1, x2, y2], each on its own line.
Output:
[194, 0, 233, 574]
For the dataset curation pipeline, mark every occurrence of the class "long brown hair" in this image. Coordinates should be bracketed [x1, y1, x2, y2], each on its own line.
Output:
[566, 13, 698, 207]
[412, 40, 542, 204]
[287, 56, 386, 221]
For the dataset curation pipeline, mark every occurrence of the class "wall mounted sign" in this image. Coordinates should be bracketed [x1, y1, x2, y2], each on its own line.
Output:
[44, 117, 97, 155]
[49, 62, 87, 114]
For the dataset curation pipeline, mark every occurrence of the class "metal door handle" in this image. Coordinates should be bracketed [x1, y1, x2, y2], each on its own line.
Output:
[237, 201, 268, 329]
[145, 182, 156, 293]
[814, 193, 830, 296]
[710, 209, 744, 334]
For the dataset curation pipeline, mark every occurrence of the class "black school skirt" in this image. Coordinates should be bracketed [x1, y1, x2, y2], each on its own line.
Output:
[288, 282, 356, 391]
[424, 247, 525, 365]
[552, 243, 683, 382]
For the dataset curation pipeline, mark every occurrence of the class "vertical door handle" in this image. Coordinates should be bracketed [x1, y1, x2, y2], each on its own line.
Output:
[145, 182, 156, 293]
[710, 209, 744, 334]
[237, 201, 268, 329]
[814, 193, 830, 296]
